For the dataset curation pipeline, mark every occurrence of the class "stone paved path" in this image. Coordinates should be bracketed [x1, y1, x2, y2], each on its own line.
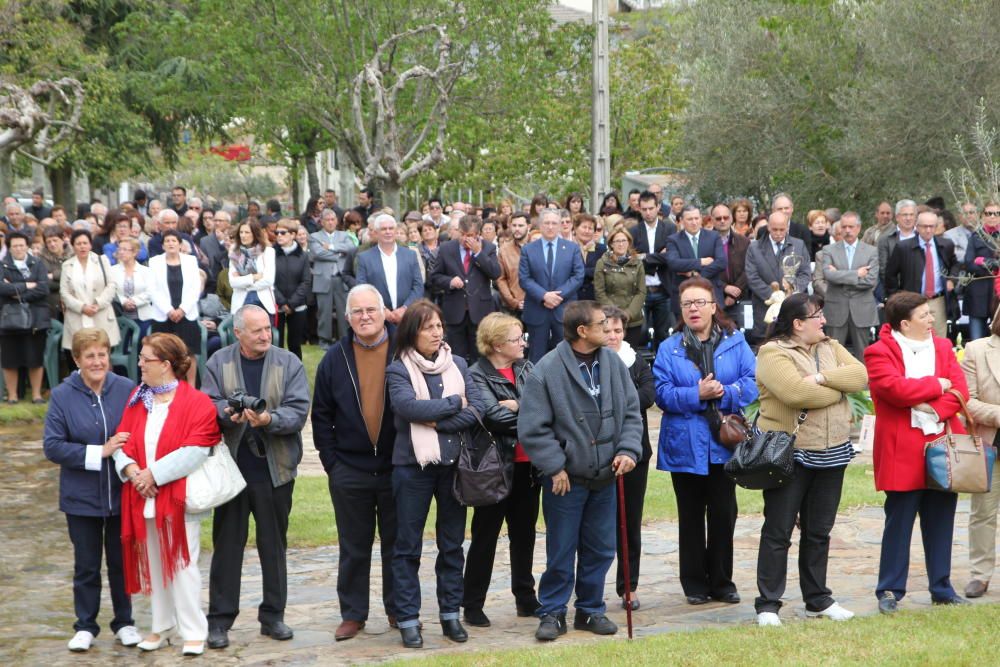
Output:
[7, 421, 998, 666]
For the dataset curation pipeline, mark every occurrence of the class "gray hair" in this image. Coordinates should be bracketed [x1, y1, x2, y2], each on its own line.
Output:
[372, 213, 396, 229]
[895, 199, 917, 215]
[537, 208, 560, 224]
[320, 208, 338, 221]
[159, 208, 179, 223]
[190, 197, 203, 208]
[5, 202, 23, 214]
[233, 304, 269, 331]
[214, 210, 231, 225]
[346, 283, 386, 311]
[840, 211, 861, 226]
[771, 192, 792, 208]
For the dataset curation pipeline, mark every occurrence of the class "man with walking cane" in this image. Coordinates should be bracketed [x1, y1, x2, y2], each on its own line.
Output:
[518, 300, 644, 641]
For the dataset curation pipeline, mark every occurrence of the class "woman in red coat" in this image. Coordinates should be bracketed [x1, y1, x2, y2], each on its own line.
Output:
[865, 292, 970, 613]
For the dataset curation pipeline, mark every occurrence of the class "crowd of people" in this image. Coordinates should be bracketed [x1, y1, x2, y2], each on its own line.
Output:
[4, 182, 996, 655]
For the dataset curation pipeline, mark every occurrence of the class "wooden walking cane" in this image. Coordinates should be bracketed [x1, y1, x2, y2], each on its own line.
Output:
[617, 474, 634, 639]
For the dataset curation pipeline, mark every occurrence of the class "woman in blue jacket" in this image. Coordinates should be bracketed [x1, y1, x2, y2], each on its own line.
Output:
[653, 277, 757, 605]
[386, 299, 485, 649]
[43, 328, 139, 652]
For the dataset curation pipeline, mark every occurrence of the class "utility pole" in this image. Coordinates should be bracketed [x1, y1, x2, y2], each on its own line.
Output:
[591, 0, 611, 213]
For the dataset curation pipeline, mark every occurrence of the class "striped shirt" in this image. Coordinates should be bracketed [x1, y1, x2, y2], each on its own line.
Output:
[792, 440, 856, 469]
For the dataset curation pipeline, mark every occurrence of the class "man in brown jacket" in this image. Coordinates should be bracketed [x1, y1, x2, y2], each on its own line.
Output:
[497, 212, 530, 314]
[712, 204, 750, 328]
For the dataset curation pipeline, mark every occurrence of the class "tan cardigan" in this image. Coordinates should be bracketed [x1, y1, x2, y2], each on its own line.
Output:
[961, 335, 1000, 445]
[756, 337, 868, 450]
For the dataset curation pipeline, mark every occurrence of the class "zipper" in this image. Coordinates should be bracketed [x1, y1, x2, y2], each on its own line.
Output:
[96, 392, 111, 513]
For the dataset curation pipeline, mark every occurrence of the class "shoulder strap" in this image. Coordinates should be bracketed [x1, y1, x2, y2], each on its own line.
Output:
[946, 388, 977, 432]
[97, 253, 108, 287]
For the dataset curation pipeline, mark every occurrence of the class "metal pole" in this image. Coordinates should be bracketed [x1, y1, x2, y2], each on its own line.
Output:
[591, 0, 611, 213]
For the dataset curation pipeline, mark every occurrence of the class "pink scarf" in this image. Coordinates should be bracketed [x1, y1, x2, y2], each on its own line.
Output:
[400, 343, 466, 467]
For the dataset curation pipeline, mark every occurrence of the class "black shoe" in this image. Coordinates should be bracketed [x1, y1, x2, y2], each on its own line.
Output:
[573, 610, 618, 635]
[463, 608, 491, 627]
[535, 614, 567, 641]
[441, 619, 468, 642]
[206, 627, 229, 649]
[516, 600, 541, 617]
[399, 625, 423, 648]
[686, 593, 711, 605]
[260, 621, 293, 641]
[713, 591, 741, 604]
[932, 595, 971, 606]
[878, 592, 898, 614]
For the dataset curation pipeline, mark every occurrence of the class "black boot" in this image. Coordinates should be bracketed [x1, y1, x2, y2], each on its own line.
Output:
[441, 618, 468, 642]
[400, 625, 423, 648]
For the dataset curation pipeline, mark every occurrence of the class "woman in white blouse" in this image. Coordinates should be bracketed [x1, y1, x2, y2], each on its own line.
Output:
[148, 231, 201, 384]
[60, 230, 120, 354]
[228, 219, 275, 315]
[110, 238, 155, 339]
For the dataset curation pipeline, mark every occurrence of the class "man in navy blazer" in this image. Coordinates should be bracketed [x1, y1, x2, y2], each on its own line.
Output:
[429, 216, 501, 361]
[519, 208, 585, 362]
[356, 213, 425, 324]
[665, 205, 727, 316]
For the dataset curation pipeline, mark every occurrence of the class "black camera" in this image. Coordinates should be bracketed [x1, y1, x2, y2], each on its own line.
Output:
[227, 390, 266, 414]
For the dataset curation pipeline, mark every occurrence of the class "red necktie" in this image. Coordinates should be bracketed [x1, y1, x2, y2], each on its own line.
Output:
[463, 249, 471, 273]
[924, 242, 935, 297]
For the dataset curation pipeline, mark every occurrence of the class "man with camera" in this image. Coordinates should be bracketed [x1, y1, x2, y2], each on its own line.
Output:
[200, 304, 311, 649]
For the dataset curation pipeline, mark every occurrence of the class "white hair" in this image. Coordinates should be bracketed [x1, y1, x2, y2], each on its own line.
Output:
[346, 284, 386, 311]
[159, 208, 179, 223]
[233, 304, 269, 331]
[189, 197, 203, 207]
[895, 199, 917, 215]
[372, 213, 396, 229]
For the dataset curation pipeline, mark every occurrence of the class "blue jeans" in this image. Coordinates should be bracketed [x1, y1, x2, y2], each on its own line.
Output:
[876, 489, 957, 602]
[537, 478, 616, 617]
[644, 290, 673, 353]
[391, 464, 467, 627]
[968, 316, 990, 342]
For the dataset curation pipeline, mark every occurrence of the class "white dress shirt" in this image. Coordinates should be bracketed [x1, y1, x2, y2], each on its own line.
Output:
[379, 244, 399, 308]
[643, 221, 661, 287]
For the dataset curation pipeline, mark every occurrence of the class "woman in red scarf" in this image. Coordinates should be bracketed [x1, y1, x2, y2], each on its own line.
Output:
[114, 333, 220, 656]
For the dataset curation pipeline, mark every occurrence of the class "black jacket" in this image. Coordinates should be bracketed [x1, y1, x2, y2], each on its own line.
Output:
[886, 235, 960, 320]
[627, 352, 656, 462]
[273, 243, 312, 310]
[579, 243, 606, 301]
[0, 253, 50, 332]
[312, 327, 397, 474]
[469, 357, 533, 460]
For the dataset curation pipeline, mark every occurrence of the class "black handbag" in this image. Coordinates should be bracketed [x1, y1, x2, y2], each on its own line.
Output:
[0, 287, 32, 332]
[452, 407, 512, 507]
[723, 410, 806, 490]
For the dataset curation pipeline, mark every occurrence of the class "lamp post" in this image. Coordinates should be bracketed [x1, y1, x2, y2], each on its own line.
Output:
[591, 0, 611, 213]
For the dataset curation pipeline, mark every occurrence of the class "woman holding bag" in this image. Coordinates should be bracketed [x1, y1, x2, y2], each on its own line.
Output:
[653, 277, 757, 607]
[113, 333, 221, 656]
[386, 299, 485, 649]
[754, 291, 867, 626]
[866, 291, 970, 613]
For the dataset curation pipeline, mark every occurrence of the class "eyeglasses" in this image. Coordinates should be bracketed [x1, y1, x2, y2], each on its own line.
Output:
[680, 299, 714, 309]
[349, 306, 380, 319]
[586, 318, 609, 329]
[713, 216, 732, 222]
[138, 355, 163, 363]
[275, 230, 289, 235]
[505, 334, 527, 344]
[984, 211, 1000, 217]
[804, 311, 825, 320]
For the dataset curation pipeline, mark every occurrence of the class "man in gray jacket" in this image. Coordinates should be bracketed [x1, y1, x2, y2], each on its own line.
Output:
[310, 208, 355, 347]
[518, 300, 642, 641]
[200, 305, 311, 649]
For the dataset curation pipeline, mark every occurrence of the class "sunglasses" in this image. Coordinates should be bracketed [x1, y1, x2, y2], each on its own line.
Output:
[275, 230, 290, 235]
[984, 211, 1000, 217]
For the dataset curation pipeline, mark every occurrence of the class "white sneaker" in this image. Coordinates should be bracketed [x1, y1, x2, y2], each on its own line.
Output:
[67, 630, 94, 652]
[806, 602, 855, 621]
[116, 625, 142, 646]
[756, 612, 782, 627]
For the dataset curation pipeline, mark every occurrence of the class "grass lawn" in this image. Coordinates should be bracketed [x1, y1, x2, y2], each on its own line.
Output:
[0, 401, 49, 424]
[216, 462, 883, 551]
[388, 603, 1000, 666]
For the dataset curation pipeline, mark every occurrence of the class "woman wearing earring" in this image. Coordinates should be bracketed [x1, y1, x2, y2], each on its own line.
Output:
[114, 333, 221, 656]
[229, 219, 276, 316]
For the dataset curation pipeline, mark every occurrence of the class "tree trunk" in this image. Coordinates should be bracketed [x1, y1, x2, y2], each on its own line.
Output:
[47, 164, 74, 211]
[382, 180, 401, 215]
[0, 151, 13, 199]
[305, 153, 320, 201]
[288, 155, 301, 215]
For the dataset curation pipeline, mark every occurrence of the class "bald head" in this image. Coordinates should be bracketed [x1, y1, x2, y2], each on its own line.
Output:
[767, 211, 789, 244]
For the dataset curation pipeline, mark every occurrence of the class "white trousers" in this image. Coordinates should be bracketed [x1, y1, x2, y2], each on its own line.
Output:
[146, 518, 208, 641]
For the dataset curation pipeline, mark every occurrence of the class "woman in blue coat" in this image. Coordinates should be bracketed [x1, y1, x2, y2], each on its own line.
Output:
[653, 277, 757, 605]
[43, 328, 139, 652]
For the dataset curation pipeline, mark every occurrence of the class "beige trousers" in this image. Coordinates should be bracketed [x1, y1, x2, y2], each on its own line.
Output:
[969, 459, 1000, 582]
[146, 518, 208, 641]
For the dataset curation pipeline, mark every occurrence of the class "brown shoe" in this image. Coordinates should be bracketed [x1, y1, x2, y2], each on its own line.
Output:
[335, 620, 365, 641]
[964, 580, 989, 598]
[387, 616, 397, 629]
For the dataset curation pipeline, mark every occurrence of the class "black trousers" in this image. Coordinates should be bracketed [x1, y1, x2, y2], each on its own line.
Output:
[755, 463, 845, 613]
[65, 513, 133, 636]
[463, 462, 541, 611]
[329, 463, 398, 621]
[670, 464, 738, 597]
[276, 310, 307, 360]
[446, 312, 479, 363]
[616, 460, 649, 597]
[208, 480, 294, 629]
[624, 324, 647, 351]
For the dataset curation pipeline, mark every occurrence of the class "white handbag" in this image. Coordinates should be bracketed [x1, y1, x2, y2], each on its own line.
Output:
[185, 443, 247, 513]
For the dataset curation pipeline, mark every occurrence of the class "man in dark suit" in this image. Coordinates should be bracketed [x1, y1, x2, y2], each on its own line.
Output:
[429, 216, 501, 361]
[355, 213, 425, 325]
[711, 203, 751, 327]
[885, 209, 957, 339]
[754, 192, 809, 242]
[744, 211, 812, 343]
[629, 190, 677, 350]
[199, 210, 232, 294]
[665, 205, 727, 317]
[519, 208, 585, 362]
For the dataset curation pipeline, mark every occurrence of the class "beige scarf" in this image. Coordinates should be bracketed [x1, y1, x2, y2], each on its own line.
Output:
[400, 343, 466, 467]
